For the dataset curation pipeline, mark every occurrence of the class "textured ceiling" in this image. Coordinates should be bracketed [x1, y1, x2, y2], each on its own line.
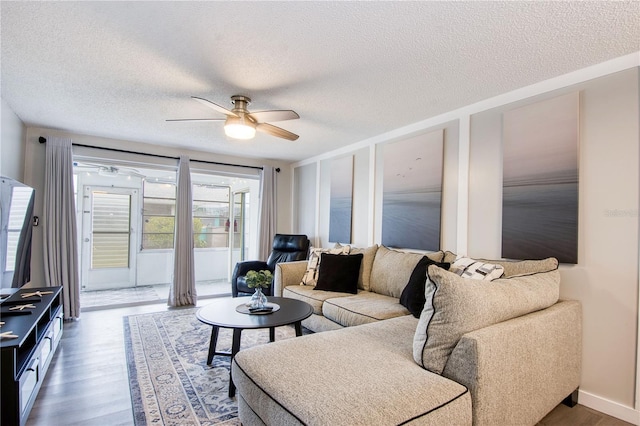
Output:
[1, 1, 639, 162]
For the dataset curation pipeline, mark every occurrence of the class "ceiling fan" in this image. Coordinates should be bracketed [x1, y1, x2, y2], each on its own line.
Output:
[167, 95, 300, 141]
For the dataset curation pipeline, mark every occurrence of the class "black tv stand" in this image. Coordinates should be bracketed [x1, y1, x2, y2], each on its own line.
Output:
[0, 286, 63, 426]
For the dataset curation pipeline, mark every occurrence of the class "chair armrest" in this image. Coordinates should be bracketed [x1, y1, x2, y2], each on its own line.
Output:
[442, 300, 582, 426]
[233, 260, 272, 277]
[273, 261, 308, 297]
[232, 261, 272, 297]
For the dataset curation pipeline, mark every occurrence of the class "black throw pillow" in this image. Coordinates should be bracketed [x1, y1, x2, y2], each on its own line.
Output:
[400, 257, 450, 318]
[314, 253, 363, 294]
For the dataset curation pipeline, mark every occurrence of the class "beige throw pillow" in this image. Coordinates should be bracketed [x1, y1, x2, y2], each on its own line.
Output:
[301, 245, 350, 286]
[413, 260, 560, 374]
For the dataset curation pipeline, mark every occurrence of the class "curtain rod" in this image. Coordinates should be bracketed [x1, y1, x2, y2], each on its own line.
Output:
[38, 137, 280, 172]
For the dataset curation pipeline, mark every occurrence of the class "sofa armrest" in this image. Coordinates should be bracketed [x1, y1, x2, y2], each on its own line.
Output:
[442, 300, 582, 426]
[273, 261, 308, 297]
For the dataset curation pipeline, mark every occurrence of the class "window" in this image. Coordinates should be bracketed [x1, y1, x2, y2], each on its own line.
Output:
[142, 180, 232, 250]
[193, 185, 230, 248]
[142, 181, 176, 250]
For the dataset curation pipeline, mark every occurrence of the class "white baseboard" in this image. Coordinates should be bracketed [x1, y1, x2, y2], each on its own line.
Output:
[579, 389, 639, 425]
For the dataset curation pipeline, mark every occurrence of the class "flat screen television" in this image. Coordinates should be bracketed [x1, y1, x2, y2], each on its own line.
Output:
[0, 176, 34, 288]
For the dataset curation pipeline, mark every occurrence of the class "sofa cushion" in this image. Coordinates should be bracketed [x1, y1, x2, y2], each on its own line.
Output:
[414, 263, 560, 374]
[349, 244, 378, 291]
[283, 285, 353, 315]
[400, 257, 450, 318]
[443, 250, 457, 264]
[369, 246, 425, 298]
[314, 253, 363, 294]
[232, 316, 472, 426]
[322, 291, 410, 327]
[482, 257, 559, 278]
[301, 245, 350, 286]
[450, 257, 504, 281]
[427, 250, 445, 263]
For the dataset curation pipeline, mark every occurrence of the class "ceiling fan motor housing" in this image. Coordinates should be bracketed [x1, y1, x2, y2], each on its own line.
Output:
[225, 96, 256, 138]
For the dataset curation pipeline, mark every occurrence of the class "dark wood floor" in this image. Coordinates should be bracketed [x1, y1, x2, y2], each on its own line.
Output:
[537, 403, 633, 426]
[26, 302, 633, 426]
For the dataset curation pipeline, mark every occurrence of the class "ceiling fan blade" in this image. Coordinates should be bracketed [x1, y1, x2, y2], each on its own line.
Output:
[256, 123, 299, 141]
[166, 118, 225, 122]
[248, 110, 299, 123]
[192, 96, 239, 117]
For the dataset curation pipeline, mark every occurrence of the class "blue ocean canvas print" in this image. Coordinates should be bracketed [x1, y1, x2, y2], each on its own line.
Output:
[328, 155, 353, 243]
[502, 92, 579, 263]
[382, 130, 443, 251]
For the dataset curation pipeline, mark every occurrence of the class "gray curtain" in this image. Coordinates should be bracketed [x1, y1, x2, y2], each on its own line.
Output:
[258, 165, 277, 259]
[168, 156, 197, 306]
[43, 137, 80, 319]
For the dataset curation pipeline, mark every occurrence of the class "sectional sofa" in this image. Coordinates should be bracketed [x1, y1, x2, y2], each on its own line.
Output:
[231, 245, 582, 425]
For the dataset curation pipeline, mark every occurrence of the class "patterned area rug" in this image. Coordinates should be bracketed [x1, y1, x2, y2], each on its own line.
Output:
[124, 307, 302, 425]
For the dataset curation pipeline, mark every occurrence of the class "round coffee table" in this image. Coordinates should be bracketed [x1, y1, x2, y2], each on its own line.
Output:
[196, 296, 313, 397]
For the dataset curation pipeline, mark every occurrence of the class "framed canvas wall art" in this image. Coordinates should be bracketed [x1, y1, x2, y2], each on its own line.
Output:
[381, 130, 443, 251]
[328, 155, 354, 244]
[501, 92, 579, 263]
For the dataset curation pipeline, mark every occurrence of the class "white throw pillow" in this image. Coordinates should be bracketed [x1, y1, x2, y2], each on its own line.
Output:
[300, 245, 350, 286]
[450, 256, 504, 281]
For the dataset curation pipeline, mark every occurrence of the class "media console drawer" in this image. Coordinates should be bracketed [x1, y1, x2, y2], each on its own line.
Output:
[19, 358, 39, 414]
[1, 286, 63, 426]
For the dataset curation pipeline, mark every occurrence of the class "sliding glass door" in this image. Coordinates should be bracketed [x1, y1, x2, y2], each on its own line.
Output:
[75, 160, 260, 300]
[231, 191, 250, 269]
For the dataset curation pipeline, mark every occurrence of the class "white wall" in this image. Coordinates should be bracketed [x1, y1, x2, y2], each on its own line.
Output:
[293, 162, 317, 243]
[303, 120, 460, 252]
[1, 97, 26, 180]
[291, 58, 640, 423]
[21, 127, 294, 289]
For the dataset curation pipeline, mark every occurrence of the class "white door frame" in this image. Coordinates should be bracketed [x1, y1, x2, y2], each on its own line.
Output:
[80, 185, 139, 291]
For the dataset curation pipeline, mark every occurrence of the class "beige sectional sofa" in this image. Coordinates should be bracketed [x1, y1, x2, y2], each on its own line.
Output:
[275, 245, 435, 331]
[232, 245, 582, 425]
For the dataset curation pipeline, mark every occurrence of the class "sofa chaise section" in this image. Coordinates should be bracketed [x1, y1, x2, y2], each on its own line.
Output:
[232, 315, 472, 426]
[232, 299, 581, 426]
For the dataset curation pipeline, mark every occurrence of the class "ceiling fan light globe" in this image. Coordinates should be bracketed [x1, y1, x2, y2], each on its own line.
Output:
[224, 123, 256, 140]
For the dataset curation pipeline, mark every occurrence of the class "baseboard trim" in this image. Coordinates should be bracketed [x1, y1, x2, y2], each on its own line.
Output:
[579, 389, 639, 425]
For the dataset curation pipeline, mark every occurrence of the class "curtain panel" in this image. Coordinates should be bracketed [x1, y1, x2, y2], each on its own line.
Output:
[168, 156, 197, 306]
[43, 137, 81, 319]
[258, 165, 277, 259]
